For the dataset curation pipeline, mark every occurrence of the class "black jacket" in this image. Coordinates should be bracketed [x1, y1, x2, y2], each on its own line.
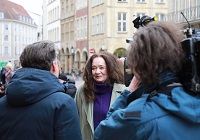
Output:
[62, 78, 76, 98]
[59, 74, 77, 98]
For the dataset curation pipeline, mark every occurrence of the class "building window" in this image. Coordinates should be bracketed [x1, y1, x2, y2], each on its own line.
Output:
[4, 23, 8, 30]
[77, 17, 87, 39]
[197, 0, 200, 18]
[19, 15, 22, 21]
[92, 0, 104, 7]
[118, 12, 127, 32]
[92, 14, 104, 35]
[84, 17, 87, 38]
[155, 0, 164, 3]
[15, 46, 17, 55]
[4, 35, 8, 41]
[4, 46, 8, 55]
[92, 17, 95, 35]
[100, 14, 104, 33]
[156, 13, 165, 21]
[0, 12, 4, 18]
[77, 20, 80, 39]
[92, 16, 96, 35]
[76, 0, 87, 9]
[137, 0, 146, 2]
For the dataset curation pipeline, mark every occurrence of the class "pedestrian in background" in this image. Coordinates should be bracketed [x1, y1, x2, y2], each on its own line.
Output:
[94, 21, 200, 140]
[5, 62, 14, 88]
[57, 61, 77, 98]
[0, 67, 6, 85]
[58, 72, 77, 98]
[75, 51, 126, 140]
[0, 40, 82, 140]
[0, 82, 5, 98]
[0, 67, 6, 98]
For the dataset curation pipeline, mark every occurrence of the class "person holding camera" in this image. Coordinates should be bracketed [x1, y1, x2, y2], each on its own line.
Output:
[58, 73, 77, 98]
[0, 40, 82, 140]
[57, 61, 77, 98]
[75, 51, 126, 140]
[94, 21, 200, 140]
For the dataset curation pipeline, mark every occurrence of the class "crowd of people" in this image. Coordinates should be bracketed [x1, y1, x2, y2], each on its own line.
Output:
[1, 20, 200, 140]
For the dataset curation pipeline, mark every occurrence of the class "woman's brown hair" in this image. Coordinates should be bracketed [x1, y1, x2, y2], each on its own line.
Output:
[82, 51, 124, 103]
[127, 21, 184, 85]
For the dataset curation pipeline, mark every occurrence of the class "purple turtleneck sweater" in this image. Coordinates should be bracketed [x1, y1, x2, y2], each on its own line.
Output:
[93, 82, 113, 130]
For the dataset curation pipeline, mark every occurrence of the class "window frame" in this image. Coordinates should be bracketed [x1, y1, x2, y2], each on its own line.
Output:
[4, 23, 8, 30]
[156, 13, 165, 21]
[155, 0, 164, 3]
[4, 46, 9, 55]
[118, 0, 127, 2]
[0, 12, 4, 18]
[137, 0, 146, 2]
[4, 35, 9, 41]
[118, 12, 127, 32]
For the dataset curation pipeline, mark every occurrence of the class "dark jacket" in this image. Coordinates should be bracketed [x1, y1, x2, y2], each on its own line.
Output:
[94, 71, 200, 140]
[0, 68, 82, 140]
[59, 73, 76, 98]
[0, 67, 6, 84]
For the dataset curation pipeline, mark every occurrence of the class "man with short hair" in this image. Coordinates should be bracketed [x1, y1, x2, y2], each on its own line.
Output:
[0, 40, 82, 140]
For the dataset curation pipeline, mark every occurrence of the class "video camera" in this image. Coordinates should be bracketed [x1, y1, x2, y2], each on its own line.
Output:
[124, 15, 158, 86]
[126, 15, 158, 43]
[179, 12, 200, 93]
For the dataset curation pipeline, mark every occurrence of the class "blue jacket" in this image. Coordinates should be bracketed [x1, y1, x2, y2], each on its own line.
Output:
[94, 71, 200, 140]
[0, 68, 82, 140]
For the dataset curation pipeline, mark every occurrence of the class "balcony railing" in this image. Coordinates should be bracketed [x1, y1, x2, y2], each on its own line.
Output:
[166, 5, 200, 23]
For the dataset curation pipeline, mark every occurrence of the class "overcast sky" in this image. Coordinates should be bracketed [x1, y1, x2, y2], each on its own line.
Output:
[9, 0, 43, 24]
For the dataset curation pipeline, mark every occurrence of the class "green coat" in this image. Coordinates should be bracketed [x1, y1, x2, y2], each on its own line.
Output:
[75, 83, 126, 140]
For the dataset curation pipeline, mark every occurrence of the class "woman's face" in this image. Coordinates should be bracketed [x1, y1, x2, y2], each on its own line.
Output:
[92, 57, 108, 83]
[5, 66, 10, 72]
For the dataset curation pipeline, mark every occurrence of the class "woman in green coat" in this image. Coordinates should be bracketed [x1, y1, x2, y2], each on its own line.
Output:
[75, 51, 126, 140]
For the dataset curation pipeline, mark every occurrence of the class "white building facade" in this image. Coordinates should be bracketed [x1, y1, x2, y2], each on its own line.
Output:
[0, 0, 37, 69]
[44, 0, 61, 53]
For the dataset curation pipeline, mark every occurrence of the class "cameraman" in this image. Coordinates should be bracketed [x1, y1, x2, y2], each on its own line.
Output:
[58, 73, 77, 98]
[94, 21, 200, 140]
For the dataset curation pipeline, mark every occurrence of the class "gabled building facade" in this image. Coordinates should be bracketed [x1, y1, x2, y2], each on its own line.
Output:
[0, 0, 37, 69]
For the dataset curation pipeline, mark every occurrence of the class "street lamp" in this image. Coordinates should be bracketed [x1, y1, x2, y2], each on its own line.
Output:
[101, 44, 107, 51]
[71, 47, 75, 64]
[71, 47, 74, 55]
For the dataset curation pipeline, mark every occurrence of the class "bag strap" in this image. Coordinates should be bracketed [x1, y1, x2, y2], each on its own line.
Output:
[148, 82, 182, 98]
[127, 81, 182, 105]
